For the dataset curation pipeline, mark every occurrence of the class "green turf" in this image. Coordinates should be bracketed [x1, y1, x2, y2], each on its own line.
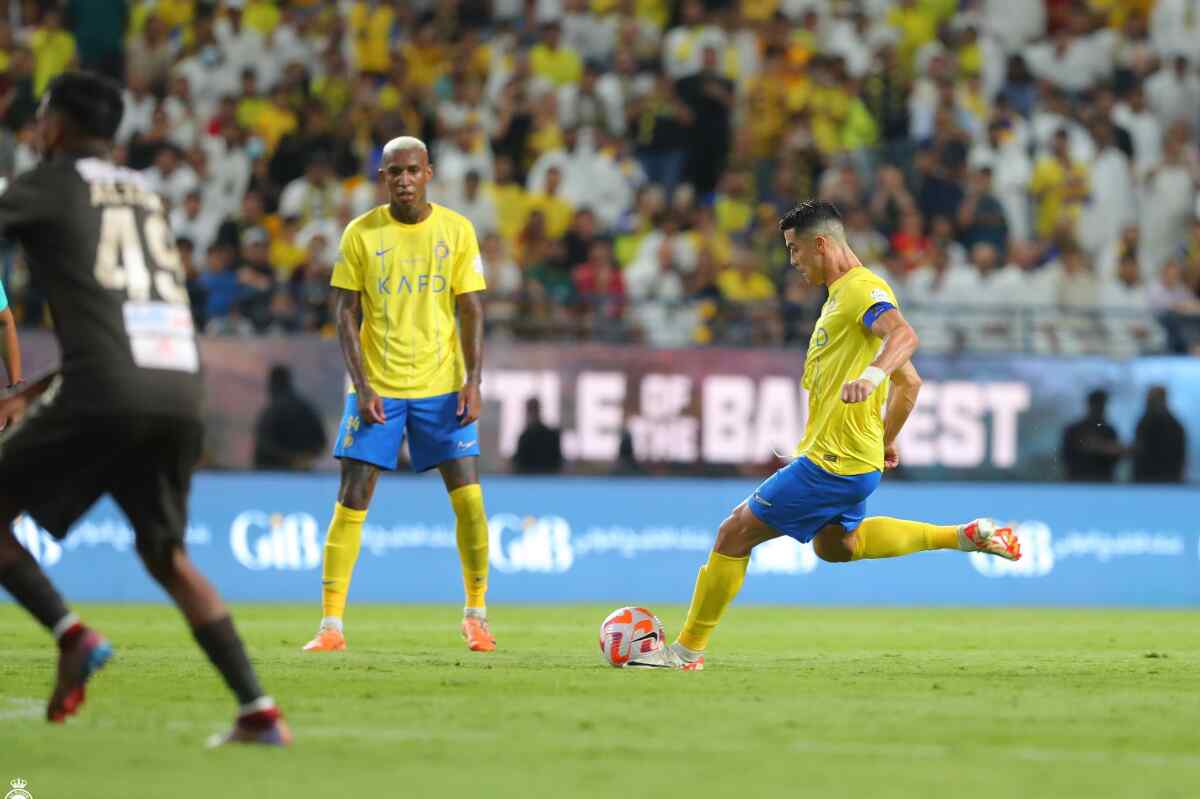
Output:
[2, 605, 1199, 799]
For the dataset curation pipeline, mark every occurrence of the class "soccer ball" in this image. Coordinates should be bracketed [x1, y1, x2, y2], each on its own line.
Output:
[598, 606, 666, 667]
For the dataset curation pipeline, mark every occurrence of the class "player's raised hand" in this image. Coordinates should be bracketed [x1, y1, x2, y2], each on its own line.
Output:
[357, 387, 386, 425]
[457, 381, 482, 427]
[841, 379, 876, 404]
[883, 443, 900, 470]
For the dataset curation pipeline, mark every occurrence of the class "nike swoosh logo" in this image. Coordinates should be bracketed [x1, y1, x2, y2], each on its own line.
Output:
[457, 440, 477, 449]
[753, 493, 773, 507]
[375, 247, 393, 257]
[321, 580, 336, 586]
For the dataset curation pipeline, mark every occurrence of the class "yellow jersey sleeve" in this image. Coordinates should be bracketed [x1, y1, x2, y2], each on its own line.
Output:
[331, 219, 369, 291]
[451, 218, 487, 295]
[848, 273, 900, 329]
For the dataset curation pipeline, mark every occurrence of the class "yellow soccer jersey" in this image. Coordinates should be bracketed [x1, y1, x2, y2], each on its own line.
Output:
[796, 266, 899, 476]
[331, 204, 487, 399]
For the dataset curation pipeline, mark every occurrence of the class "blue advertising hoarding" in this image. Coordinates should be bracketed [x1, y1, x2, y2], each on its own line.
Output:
[10, 474, 1199, 606]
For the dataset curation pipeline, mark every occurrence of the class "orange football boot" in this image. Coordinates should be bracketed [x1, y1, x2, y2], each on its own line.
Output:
[461, 617, 497, 652]
[301, 627, 346, 652]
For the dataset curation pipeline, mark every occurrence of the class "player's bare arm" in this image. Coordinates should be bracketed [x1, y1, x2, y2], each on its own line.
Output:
[334, 286, 385, 425]
[456, 289, 484, 427]
[0, 306, 21, 388]
[841, 308, 919, 404]
[882, 360, 922, 469]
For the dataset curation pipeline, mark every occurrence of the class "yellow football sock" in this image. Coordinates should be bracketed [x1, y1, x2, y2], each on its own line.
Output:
[851, 516, 960, 560]
[450, 484, 489, 609]
[676, 550, 749, 653]
[321, 503, 367, 619]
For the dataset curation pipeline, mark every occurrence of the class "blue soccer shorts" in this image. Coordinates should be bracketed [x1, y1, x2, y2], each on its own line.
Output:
[745, 456, 882, 543]
[333, 392, 480, 472]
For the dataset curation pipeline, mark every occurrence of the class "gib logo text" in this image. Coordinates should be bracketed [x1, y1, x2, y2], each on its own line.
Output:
[231, 511, 321, 570]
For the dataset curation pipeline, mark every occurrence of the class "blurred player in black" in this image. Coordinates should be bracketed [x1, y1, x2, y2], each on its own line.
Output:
[0, 72, 290, 746]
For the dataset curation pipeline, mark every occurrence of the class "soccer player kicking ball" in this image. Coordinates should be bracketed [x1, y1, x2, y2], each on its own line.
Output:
[641, 201, 1022, 671]
[302, 136, 494, 653]
[0, 73, 289, 745]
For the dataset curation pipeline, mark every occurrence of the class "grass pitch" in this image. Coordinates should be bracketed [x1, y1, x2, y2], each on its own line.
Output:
[3, 604, 1199, 799]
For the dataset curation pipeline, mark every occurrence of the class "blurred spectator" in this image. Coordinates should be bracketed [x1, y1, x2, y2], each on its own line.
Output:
[662, 1, 722, 81]
[1060, 389, 1124, 482]
[116, 71, 155, 145]
[177, 237, 206, 330]
[278, 154, 342, 228]
[562, 208, 599, 267]
[143, 145, 198, 209]
[1145, 55, 1200, 129]
[1113, 85, 1161, 178]
[525, 165, 575, 239]
[630, 71, 692, 197]
[125, 13, 173, 90]
[235, 227, 277, 333]
[1149, 259, 1200, 353]
[30, 6, 76, 98]
[291, 234, 335, 334]
[530, 21, 582, 88]
[1030, 129, 1090, 241]
[170, 189, 220, 258]
[1077, 118, 1135, 255]
[253, 364, 327, 471]
[891, 209, 930, 273]
[198, 244, 242, 334]
[1133, 386, 1186, 483]
[513, 398, 564, 474]
[453, 170, 499, 239]
[957, 167, 1009, 258]
[677, 46, 735, 196]
[573, 239, 626, 337]
[1054, 246, 1101, 313]
[718, 245, 778, 344]
[914, 145, 965, 225]
[1139, 125, 1197, 272]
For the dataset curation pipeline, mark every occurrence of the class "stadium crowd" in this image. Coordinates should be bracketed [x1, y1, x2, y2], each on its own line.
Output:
[3, 0, 1200, 355]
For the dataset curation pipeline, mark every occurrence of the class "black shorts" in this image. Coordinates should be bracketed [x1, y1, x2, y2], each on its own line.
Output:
[0, 400, 203, 551]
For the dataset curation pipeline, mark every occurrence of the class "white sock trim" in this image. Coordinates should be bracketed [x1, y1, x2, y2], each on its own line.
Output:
[672, 641, 703, 662]
[239, 696, 276, 716]
[463, 606, 487, 619]
[320, 616, 344, 632]
[52, 612, 81, 640]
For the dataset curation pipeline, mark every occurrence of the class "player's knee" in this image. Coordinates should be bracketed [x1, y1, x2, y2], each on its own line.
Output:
[812, 531, 854, 563]
[338, 463, 378, 509]
[714, 507, 759, 558]
[136, 536, 184, 579]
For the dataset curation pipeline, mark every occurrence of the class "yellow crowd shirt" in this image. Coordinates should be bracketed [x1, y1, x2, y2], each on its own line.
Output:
[796, 266, 899, 475]
[331, 204, 487, 398]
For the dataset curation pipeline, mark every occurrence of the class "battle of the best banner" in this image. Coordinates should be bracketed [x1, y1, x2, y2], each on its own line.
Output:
[15, 333, 1200, 481]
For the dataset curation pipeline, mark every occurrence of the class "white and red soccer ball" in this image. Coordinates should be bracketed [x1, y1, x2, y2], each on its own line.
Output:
[598, 606, 665, 667]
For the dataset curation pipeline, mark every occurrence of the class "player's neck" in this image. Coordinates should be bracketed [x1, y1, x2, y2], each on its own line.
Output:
[822, 250, 863, 287]
[388, 200, 433, 225]
[52, 139, 111, 161]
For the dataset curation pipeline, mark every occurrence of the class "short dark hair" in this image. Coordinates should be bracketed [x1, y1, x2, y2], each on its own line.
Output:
[45, 71, 124, 141]
[778, 200, 843, 235]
